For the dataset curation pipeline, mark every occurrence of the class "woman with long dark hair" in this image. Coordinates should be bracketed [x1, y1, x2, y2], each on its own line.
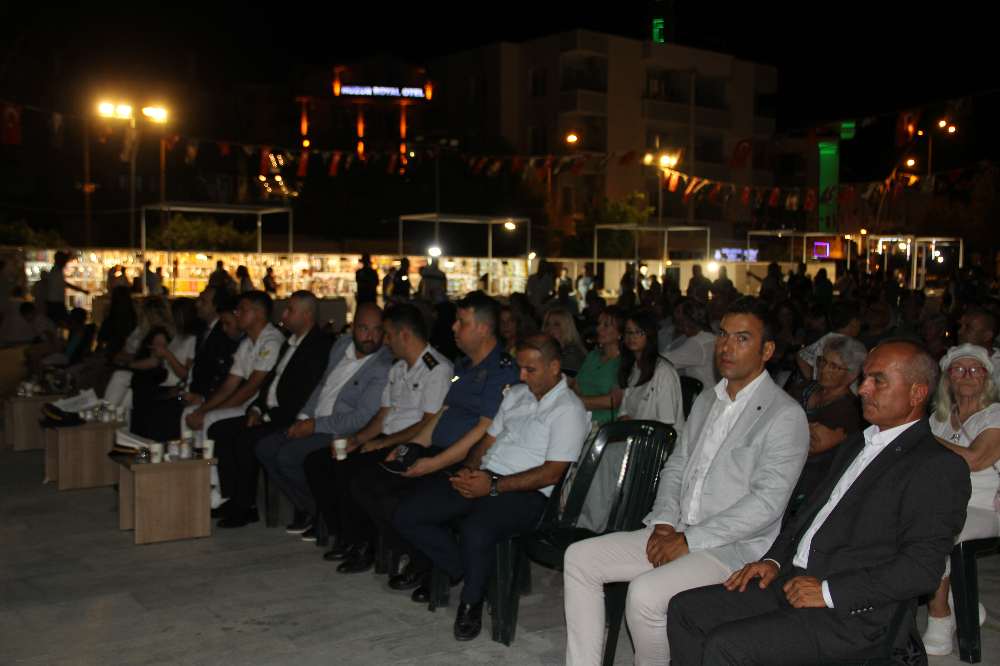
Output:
[617, 311, 684, 428]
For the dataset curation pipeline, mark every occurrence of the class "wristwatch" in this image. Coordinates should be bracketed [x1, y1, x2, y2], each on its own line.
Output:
[489, 473, 501, 497]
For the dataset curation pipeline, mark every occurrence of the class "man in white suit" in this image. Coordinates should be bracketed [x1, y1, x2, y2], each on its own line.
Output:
[563, 297, 810, 666]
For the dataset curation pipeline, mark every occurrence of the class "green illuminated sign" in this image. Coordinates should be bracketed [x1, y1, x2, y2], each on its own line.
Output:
[652, 19, 665, 43]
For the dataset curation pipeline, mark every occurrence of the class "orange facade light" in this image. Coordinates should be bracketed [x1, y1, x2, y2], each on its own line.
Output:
[399, 104, 407, 139]
[424, 82, 433, 100]
[333, 68, 343, 96]
[357, 141, 364, 155]
[357, 106, 364, 138]
[300, 103, 309, 136]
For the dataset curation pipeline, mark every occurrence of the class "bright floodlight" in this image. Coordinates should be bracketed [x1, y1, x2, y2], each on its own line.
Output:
[898, 242, 907, 250]
[529, 252, 536, 260]
[906, 159, 915, 167]
[258, 175, 266, 181]
[566, 133, 578, 143]
[428, 247, 442, 257]
[948, 126, 956, 133]
[643, 153, 654, 165]
[504, 221, 516, 230]
[939, 120, 947, 127]
[274, 175, 282, 182]
[116, 105, 131, 118]
[98, 103, 115, 116]
[938, 256, 944, 263]
[708, 262, 719, 272]
[142, 107, 167, 121]
[860, 228, 867, 234]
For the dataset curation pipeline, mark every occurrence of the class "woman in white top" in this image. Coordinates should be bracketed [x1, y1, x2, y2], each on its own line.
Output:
[150, 297, 199, 387]
[922, 344, 1000, 655]
[617, 310, 684, 431]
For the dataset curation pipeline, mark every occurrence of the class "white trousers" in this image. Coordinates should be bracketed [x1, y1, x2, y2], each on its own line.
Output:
[563, 526, 733, 666]
[180, 404, 248, 508]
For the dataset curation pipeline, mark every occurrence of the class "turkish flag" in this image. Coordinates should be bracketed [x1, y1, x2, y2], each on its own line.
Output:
[895, 109, 921, 147]
[260, 147, 272, 175]
[804, 187, 818, 211]
[668, 172, 679, 192]
[619, 151, 637, 166]
[682, 178, 700, 204]
[510, 156, 523, 173]
[730, 139, 753, 169]
[1, 102, 21, 145]
[472, 156, 488, 174]
[217, 141, 231, 156]
[570, 155, 591, 175]
[768, 188, 781, 207]
[741, 186, 751, 206]
[329, 152, 342, 176]
[836, 183, 859, 204]
[708, 183, 723, 205]
[536, 157, 555, 182]
[297, 151, 309, 177]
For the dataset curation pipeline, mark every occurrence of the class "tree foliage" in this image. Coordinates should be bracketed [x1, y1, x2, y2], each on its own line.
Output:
[561, 192, 650, 258]
[148, 214, 255, 251]
[0, 219, 67, 247]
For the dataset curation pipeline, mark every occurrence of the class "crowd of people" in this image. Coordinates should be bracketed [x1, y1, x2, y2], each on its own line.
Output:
[15, 252, 1000, 663]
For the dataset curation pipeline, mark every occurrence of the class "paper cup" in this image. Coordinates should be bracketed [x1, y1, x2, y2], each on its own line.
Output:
[149, 443, 164, 463]
[202, 439, 215, 459]
[333, 438, 349, 461]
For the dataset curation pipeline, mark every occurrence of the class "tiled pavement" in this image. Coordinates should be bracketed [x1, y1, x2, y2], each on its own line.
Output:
[0, 446, 997, 665]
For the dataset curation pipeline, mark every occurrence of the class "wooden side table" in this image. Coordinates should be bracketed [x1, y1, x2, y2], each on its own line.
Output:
[114, 456, 215, 544]
[4, 395, 51, 451]
[43, 421, 125, 490]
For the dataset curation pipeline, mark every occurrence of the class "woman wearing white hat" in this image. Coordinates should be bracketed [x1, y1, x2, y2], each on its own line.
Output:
[922, 343, 1000, 655]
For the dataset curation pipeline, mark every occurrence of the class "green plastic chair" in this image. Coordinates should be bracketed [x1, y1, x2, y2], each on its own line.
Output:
[951, 537, 999, 663]
[495, 420, 677, 652]
[678, 376, 703, 419]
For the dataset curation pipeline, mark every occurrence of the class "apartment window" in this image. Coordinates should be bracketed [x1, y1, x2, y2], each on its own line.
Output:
[529, 126, 548, 155]
[694, 134, 724, 163]
[530, 68, 547, 98]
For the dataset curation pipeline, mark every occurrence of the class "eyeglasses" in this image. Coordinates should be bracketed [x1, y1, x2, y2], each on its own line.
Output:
[623, 329, 646, 339]
[816, 356, 848, 373]
[949, 366, 987, 378]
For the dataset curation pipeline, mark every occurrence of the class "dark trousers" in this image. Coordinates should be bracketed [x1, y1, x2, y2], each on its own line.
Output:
[392, 475, 547, 604]
[668, 575, 834, 666]
[350, 447, 444, 573]
[132, 389, 184, 441]
[303, 445, 386, 542]
[208, 416, 289, 516]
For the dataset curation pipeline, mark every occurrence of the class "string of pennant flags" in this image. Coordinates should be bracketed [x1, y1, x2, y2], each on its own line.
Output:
[0, 98, 989, 212]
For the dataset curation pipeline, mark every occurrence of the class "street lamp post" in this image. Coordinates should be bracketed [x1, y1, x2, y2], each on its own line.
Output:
[97, 103, 167, 255]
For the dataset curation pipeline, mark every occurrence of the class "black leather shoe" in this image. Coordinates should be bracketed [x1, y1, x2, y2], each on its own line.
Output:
[453, 601, 483, 641]
[410, 581, 431, 603]
[286, 510, 313, 534]
[210, 501, 232, 519]
[389, 565, 430, 591]
[323, 540, 354, 561]
[336, 542, 375, 573]
[217, 507, 259, 528]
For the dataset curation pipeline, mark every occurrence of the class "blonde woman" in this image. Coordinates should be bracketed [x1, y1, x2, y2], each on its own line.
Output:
[923, 344, 1000, 655]
[105, 297, 177, 407]
[543, 307, 586, 378]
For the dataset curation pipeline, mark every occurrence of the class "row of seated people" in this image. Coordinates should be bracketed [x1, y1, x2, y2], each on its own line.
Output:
[120, 286, 991, 661]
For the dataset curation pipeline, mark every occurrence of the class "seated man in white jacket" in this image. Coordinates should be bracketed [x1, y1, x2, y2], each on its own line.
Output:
[562, 297, 808, 666]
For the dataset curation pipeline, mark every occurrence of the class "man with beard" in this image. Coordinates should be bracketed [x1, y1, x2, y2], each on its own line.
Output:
[255, 302, 393, 534]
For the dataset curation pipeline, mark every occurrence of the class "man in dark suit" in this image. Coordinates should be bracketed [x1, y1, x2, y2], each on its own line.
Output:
[209, 291, 334, 528]
[667, 339, 972, 666]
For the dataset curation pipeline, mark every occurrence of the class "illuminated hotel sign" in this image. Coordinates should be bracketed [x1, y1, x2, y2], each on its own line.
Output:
[339, 85, 426, 98]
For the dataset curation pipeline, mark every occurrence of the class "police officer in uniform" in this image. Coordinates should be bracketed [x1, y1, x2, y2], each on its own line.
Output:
[349, 292, 520, 594]
[302, 303, 453, 562]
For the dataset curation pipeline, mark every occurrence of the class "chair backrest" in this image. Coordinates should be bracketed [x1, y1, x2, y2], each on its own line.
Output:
[678, 376, 703, 418]
[543, 420, 676, 533]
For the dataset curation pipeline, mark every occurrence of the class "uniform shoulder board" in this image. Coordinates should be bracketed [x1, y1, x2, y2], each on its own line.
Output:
[422, 352, 439, 371]
[499, 352, 514, 368]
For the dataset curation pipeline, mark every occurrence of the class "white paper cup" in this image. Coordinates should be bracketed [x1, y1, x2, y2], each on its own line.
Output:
[167, 441, 180, 459]
[149, 443, 164, 463]
[202, 439, 215, 459]
[333, 438, 349, 461]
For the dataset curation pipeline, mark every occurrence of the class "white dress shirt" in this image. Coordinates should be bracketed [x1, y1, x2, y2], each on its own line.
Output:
[677, 371, 769, 526]
[228, 323, 285, 406]
[379, 344, 454, 435]
[619, 357, 686, 433]
[482, 377, 590, 497]
[303, 342, 374, 419]
[790, 420, 918, 607]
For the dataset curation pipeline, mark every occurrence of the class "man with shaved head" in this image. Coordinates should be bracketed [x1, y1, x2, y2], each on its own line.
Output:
[256, 302, 393, 534]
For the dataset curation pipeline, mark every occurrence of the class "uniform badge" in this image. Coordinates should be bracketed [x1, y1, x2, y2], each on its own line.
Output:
[259, 349, 271, 358]
[499, 353, 513, 368]
[473, 368, 488, 384]
[423, 352, 439, 370]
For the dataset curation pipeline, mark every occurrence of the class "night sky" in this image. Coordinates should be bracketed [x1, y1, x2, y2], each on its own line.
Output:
[4, 1, 999, 183]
